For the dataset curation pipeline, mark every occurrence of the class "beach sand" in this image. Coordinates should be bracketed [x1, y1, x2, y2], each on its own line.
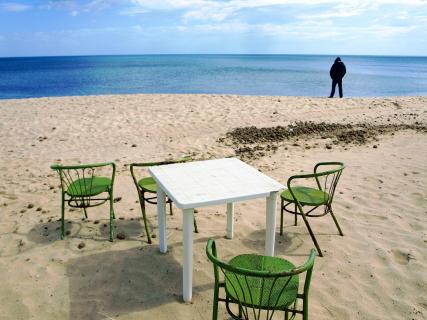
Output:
[0, 94, 426, 319]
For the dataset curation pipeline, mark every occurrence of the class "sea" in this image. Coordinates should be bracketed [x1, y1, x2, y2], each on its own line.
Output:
[0, 54, 426, 99]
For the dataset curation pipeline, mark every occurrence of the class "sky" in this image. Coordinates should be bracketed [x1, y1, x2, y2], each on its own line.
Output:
[0, 0, 426, 57]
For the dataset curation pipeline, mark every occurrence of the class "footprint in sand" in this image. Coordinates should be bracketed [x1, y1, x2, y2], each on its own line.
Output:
[391, 249, 416, 265]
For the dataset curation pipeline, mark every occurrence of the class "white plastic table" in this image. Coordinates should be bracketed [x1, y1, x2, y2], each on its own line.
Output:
[149, 158, 284, 302]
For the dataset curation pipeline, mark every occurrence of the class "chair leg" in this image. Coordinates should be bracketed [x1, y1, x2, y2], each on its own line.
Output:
[299, 208, 323, 257]
[139, 192, 152, 244]
[60, 193, 65, 240]
[212, 284, 219, 320]
[109, 192, 114, 242]
[329, 207, 344, 236]
[302, 295, 309, 320]
[83, 207, 88, 219]
[169, 200, 173, 216]
[294, 203, 297, 226]
[111, 193, 116, 220]
[194, 217, 199, 234]
[280, 198, 284, 236]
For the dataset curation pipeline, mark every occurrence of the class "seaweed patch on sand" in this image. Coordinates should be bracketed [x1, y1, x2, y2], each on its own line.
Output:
[219, 121, 427, 159]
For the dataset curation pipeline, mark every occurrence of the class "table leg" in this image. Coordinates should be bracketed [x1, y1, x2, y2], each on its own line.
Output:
[265, 191, 278, 256]
[183, 208, 194, 302]
[157, 187, 167, 253]
[226, 202, 234, 239]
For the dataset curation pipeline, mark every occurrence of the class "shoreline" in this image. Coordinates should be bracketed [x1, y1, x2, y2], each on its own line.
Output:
[1, 93, 427, 102]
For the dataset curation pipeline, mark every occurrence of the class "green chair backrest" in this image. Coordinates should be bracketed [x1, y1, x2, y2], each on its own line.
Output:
[206, 239, 316, 320]
[50, 162, 115, 200]
[288, 162, 345, 208]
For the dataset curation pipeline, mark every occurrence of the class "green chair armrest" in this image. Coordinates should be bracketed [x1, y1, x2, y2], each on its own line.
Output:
[291, 249, 316, 273]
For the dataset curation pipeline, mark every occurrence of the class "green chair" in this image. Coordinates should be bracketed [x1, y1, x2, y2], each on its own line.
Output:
[130, 157, 198, 244]
[50, 162, 116, 241]
[280, 162, 345, 257]
[206, 239, 316, 320]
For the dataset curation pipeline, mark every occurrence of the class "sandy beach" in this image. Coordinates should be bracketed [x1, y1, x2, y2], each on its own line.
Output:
[0, 94, 426, 320]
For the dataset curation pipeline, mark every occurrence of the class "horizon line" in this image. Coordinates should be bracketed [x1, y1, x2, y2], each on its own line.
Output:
[1, 53, 427, 59]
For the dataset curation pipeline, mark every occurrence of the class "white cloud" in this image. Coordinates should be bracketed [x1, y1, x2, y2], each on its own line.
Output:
[132, 25, 143, 32]
[0, 2, 32, 12]
[40, 0, 427, 22]
[395, 11, 409, 20]
[297, 2, 375, 20]
[170, 15, 420, 42]
[364, 24, 418, 37]
[119, 7, 146, 15]
[183, 5, 236, 22]
[125, 0, 427, 11]
[113, 0, 427, 41]
[45, 0, 123, 15]
[30, 0, 427, 45]
[120, 0, 427, 30]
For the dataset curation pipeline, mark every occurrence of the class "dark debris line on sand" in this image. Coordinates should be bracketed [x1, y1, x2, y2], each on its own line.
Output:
[218, 121, 427, 160]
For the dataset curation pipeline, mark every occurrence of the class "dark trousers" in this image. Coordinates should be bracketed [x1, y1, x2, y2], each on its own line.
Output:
[329, 79, 343, 98]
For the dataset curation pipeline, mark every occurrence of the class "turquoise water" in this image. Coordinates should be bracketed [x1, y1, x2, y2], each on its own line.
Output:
[0, 54, 426, 99]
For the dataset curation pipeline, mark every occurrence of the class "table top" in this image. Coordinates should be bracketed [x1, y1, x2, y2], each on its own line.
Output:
[149, 158, 284, 209]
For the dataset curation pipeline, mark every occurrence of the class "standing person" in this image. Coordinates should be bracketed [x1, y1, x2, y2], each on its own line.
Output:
[329, 57, 346, 98]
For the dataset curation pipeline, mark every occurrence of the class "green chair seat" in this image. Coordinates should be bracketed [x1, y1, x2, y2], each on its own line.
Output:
[138, 176, 158, 193]
[225, 254, 299, 309]
[66, 177, 112, 197]
[281, 187, 329, 206]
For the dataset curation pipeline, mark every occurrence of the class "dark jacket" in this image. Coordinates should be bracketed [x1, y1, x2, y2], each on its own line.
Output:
[330, 57, 346, 80]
